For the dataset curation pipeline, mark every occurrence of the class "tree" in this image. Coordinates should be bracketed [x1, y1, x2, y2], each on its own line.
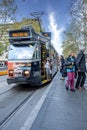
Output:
[0, 0, 17, 55]
[0, 0, 17, 24]
[70, 0, 87, 48]
[62, 25, 79, 57]
[62, 0, 87, 56]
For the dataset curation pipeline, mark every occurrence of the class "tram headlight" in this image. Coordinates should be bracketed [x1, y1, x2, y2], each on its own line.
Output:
[9, 70, 14, 77]
[24, 70, 30, 76]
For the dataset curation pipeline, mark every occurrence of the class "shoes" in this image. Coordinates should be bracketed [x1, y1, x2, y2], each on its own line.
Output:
[66, 87, 69, 91]
[65, 85, 69, 91]
[76, 87, 85, 90]
[65, 86, 75, 92]
[60, 77, 65, 80]
[80, 86, 86, 90]
[70, 89, 76, 92]
[76, 87, 82, 90]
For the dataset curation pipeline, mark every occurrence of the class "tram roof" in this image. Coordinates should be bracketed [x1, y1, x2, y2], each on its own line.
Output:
[9, 26, 50, 43]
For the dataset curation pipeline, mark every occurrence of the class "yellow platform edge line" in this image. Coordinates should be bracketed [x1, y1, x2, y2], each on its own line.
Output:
[42, 79, 51, 84]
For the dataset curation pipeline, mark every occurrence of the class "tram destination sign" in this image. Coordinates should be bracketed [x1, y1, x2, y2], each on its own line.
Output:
[42, 32, 51, 38]
[9, 30, 30, 38]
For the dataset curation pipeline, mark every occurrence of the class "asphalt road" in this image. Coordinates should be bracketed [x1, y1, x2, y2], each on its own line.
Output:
[0, 75, 50, 130]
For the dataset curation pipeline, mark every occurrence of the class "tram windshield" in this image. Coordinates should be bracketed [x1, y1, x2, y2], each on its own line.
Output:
[8, 43, 36, 60]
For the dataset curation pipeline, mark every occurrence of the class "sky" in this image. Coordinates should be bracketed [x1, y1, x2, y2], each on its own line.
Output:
[16, 0, 71, 54]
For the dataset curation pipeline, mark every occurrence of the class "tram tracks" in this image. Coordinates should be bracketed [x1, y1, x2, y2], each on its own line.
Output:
[0, 75, 7, 85]
[0, 81, 8, 87]
[0, 78, 7, 82]
[0, 75, 50, 129]
[0, 90, 36, 129]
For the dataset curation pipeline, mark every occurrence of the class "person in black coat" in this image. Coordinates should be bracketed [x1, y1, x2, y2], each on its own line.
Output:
[59, 55, 65, 80]
[75, 46, 86, 90]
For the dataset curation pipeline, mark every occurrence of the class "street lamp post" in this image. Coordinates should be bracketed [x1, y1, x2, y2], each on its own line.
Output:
[30, 11, 44, 33]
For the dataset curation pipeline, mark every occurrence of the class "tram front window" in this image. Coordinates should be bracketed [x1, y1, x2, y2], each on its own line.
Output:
[8, 43, 35, 60]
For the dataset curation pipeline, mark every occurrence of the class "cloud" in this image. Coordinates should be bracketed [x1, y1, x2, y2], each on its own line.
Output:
[48, 12, 64, 54]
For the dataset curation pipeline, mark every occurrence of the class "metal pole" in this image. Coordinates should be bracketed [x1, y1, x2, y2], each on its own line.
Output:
[30, 11, 44, 33]
[37, 17, 42, 33]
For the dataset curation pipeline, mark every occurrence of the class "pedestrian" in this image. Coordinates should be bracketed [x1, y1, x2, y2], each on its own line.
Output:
[65, 50, 76, 92]
[45, 58, 52, 80]
[59, 55, 65, 80]
[75, 46, 86, 90]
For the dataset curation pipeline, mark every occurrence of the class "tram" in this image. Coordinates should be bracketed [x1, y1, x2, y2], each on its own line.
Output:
[7, 26, 58, 86]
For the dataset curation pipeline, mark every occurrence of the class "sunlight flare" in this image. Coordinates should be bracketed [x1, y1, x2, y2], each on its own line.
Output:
[48, 12, 64, 54]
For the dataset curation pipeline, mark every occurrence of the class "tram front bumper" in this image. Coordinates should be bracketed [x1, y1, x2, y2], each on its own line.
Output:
[7, 76, 41, 86]
[7, 77, 32, 84]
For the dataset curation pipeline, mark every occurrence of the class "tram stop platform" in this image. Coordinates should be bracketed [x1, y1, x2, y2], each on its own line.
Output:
[22, 72, 87, 130]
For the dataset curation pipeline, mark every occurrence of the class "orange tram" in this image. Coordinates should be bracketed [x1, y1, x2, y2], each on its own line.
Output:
[7, 26, 58, 86]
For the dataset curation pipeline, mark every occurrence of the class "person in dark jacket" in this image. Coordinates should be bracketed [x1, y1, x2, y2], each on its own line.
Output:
[75, 46, 86, 90]
[59, 55, 65, 80]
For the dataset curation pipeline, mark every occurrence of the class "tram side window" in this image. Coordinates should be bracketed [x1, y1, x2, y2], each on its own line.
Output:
[33, 46, 40, 59]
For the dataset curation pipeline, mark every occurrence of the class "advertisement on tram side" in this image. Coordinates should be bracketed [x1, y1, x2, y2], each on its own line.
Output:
[8, 62, 31, 77]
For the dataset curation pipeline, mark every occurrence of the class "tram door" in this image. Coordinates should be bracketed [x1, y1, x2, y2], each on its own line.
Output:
[41, 43, 47, 81]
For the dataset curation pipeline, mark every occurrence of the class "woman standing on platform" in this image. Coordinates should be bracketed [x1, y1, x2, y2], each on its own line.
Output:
[65, 51, 76, 92]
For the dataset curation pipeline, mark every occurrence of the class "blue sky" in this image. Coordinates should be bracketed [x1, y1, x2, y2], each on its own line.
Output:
[16, 0, 71, 54]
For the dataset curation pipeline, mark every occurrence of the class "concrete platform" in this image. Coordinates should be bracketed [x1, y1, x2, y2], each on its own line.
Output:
[29, 72, 87, 130]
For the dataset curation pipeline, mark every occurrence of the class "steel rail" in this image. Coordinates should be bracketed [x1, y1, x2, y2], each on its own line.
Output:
[0, 91, 35, 129]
